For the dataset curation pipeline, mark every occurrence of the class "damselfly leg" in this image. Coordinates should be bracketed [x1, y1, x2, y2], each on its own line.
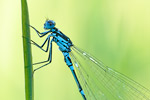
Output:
[32, 39, 53, 73]
[24, 25, 54, 73]
[29, 25, 51, 37]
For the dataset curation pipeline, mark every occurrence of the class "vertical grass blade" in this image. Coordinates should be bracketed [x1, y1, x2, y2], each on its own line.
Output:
[21, 0, 34, 100]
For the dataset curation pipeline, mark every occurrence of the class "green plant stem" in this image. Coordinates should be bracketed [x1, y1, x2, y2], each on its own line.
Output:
[21, 0, 34, 100]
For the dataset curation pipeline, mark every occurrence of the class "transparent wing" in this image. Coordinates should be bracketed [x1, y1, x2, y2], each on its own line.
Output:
[70, 46, 150, 100]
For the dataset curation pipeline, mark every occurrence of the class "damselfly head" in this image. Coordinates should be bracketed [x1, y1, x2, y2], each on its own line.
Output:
[44, 20, 56, 30]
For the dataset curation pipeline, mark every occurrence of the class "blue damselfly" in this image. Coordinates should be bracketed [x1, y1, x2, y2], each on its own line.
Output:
[27, 20, 150, 100]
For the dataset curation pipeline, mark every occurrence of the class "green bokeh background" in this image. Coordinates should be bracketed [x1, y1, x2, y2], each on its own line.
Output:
[0, 0, 150, 100]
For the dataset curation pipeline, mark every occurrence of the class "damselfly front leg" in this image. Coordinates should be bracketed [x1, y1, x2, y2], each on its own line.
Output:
[29, 25, 51, 37]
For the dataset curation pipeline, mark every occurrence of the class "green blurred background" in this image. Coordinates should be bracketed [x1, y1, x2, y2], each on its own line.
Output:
[0, 0, 150, 100]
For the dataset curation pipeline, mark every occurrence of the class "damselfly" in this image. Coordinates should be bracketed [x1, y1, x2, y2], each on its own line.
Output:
[28, 20, 150, 100]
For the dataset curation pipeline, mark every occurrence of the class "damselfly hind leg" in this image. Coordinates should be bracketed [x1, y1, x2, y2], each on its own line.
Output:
[23, 36, 53, 74]
[33, 39, 53, 73]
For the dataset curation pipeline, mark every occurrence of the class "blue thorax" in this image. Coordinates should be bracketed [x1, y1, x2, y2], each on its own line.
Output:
[50, 27, 73, 52]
